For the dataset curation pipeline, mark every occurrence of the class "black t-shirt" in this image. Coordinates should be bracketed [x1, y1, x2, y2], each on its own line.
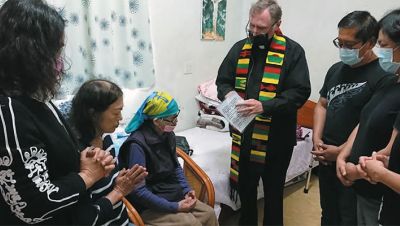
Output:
[380, 114, 400, 225]
[349, 82, 400, 199]
[320, 60, 394, 146]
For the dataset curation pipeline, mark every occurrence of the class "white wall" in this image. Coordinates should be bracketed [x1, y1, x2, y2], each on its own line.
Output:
[148, 0, 400, 131]
[276, 0, 399, 100]
[148, 0, 246, 131]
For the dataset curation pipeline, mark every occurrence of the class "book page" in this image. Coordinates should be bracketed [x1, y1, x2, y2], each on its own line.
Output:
[217, 92, 255, 133]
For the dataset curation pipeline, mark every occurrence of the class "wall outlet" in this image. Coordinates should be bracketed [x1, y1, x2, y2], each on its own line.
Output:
[184, 62, 193, 75]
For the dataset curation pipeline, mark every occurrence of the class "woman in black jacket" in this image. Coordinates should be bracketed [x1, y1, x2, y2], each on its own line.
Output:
[0, 0, 116, 224]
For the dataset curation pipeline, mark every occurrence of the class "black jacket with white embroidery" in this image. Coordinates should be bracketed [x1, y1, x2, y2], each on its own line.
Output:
[0, 95, 115, 225]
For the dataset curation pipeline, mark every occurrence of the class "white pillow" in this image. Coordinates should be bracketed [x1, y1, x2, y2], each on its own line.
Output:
[120, 88, 153, 127]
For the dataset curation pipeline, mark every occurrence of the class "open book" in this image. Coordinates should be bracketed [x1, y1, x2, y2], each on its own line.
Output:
[216, 92, 256, 133]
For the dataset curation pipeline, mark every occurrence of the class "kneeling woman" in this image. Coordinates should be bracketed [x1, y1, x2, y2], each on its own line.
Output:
[119, 91, 218, 226]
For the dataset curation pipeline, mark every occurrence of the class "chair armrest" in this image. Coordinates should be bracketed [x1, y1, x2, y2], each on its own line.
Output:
[176, 147, 215, 207]
[122, 197, 145, 226]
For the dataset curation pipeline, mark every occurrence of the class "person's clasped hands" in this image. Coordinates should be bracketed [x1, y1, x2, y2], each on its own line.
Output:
[311, 141, 341, 165]
[336, 151, 390, 187]
[358, 152, 390, 184]
[79, 147, 116, 189]
[336, 157, 363, 186]
[336, 156, 354, 187]
[113, 164, 148, 197]
[178, 190, 197, 212]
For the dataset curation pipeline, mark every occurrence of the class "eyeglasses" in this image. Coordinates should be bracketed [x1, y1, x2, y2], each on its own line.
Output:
[246, 20, 276, 36]
[333, 37, 363, 49]
[161, 110, 180, 124]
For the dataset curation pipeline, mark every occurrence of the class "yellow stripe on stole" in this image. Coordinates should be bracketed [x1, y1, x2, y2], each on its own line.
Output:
[273, 35, 286, 42]
[231, 153, 239, 161]
[230, 168, 238, 176]
[266, 51, 285, 66]
[252, 133, 268, 140]
[255, 116, 272, 122]
[250, 150, 267, 157]
[262, 77, 279, 84]
[259, 91, 276, 99]
[232, 133, 241, 145]
[238, 58, 250, 64]
[243, 43, 252, 50]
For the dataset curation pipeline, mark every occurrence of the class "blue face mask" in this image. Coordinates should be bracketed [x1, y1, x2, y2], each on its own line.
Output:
[375, 47, 400, 74]
[339, 48, 363, 66]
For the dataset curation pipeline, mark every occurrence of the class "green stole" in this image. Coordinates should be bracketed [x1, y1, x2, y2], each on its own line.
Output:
[230, 31, 286, 199]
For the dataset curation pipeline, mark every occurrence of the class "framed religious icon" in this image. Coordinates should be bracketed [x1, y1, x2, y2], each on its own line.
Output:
[201, 0, 226, 41]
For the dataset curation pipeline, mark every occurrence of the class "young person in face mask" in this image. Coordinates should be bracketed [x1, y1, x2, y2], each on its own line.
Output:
[216, 0, 311, 225]
[335, 9, 400, 226]
[312, 11, 395, 226]
[118, 91, 218, 226]
[375, 9, 400, 75]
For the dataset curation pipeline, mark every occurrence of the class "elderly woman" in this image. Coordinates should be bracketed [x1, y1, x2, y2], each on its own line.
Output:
[0, 0, 115, 224]
[119, 91, 218, 226]
[70, 79, 147, 225]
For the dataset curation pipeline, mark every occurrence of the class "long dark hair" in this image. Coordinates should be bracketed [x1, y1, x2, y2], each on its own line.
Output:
[70, 79, 123, 144]
[0, 0, 65, 100]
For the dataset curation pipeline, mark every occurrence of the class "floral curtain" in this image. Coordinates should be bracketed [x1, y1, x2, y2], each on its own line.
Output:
[45, 0, 155, 96]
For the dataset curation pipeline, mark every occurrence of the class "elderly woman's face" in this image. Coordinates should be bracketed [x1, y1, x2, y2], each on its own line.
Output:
[97, 96, 123, 134]
[153, 112, 179, 133]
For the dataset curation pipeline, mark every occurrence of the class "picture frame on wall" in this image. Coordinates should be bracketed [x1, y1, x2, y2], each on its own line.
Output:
[201, 0, 226, 41]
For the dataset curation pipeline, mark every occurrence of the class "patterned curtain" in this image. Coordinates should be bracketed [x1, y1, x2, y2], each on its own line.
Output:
[46, 0, 155, 96]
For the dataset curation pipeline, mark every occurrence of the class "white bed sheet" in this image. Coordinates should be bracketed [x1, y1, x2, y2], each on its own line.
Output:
[176, 127, 316, 211]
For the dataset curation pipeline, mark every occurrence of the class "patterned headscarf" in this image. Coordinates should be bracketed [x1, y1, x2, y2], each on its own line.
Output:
[125, 91, 179, 133]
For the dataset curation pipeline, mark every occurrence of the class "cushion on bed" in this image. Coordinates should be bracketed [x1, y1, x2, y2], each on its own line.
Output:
[120, 88, 153, 127]
[196, 111, 229, 132]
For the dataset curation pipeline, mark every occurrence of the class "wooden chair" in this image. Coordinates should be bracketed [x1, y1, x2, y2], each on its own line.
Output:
[122, 197, 145, 226]
[123, 147, 215, 226]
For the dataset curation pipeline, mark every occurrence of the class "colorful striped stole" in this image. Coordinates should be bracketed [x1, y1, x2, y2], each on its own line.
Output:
[230, 32, 286, 198]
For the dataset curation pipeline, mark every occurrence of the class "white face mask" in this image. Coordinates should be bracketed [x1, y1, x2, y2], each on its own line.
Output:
[339, 48, 363, 66]
[154, 118, 177, 133]
[162, 125, 176, 132]
[374, 47, 400, 74]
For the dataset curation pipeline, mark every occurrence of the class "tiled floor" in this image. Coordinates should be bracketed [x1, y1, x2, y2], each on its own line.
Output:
[219, 175, 321, 226]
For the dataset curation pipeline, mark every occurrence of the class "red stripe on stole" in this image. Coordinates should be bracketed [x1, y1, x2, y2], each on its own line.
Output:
[270, 41, 285, 51]
[230, 175, 238, 182]
[254, 123, 269, 130]
[231, 161, 238, 170]
[236, 68, 248, 74]
[260, 84, 277, 92]
[237, 92, 245, 99]
[232, 145, 240, 152]
[264, 66, 281, 74]
[240, 50, 252, 57]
